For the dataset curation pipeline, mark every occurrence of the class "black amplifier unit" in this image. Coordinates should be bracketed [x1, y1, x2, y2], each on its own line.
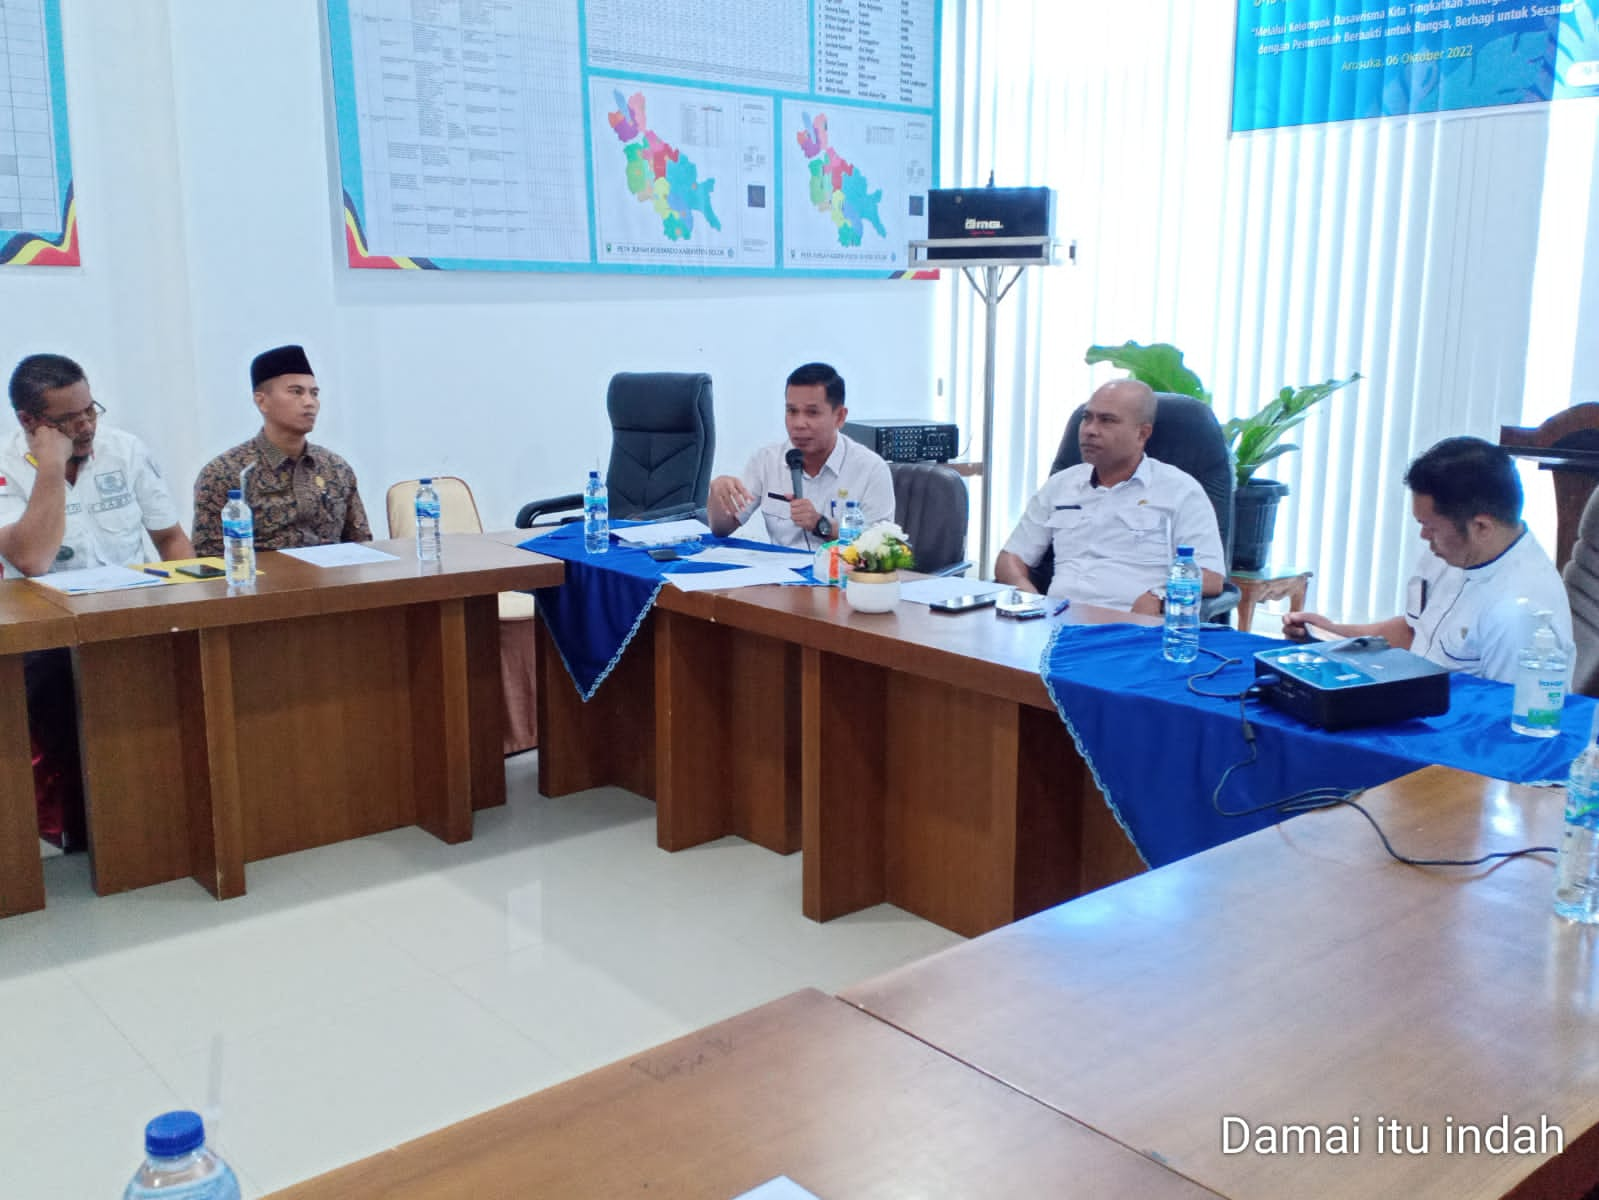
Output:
[926, 187, 1055, 262]
[1253, 638, 1451, 731]
[843, 418, 960, 463]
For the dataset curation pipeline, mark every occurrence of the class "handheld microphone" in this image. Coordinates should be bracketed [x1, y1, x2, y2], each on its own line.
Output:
[784, 448, 832, 539]
[785, 448, 805, 498]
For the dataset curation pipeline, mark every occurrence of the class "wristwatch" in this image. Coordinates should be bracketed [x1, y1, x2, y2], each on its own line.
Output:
[1147, 586, 1166, 612]
[816, 515, 834, 539]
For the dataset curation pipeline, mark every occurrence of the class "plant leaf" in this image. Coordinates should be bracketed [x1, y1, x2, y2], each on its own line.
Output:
[1084, 341, 1211, 403]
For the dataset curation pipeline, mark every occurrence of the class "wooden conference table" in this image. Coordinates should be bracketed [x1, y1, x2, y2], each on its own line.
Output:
[0, 534, 560, 914]
[842, 766, 1599, 1200]
[268, 988, 1221, 1199]
[537, 579, 1158, 938]
[0, 583, 79, 916]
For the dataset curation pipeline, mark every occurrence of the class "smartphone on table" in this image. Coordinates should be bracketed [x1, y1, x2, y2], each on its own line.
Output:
[929, 592, 999, 614]
[175, 563, 227, 579]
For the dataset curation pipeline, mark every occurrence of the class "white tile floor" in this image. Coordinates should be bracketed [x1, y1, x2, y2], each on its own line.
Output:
[0, 753, 964, 1198]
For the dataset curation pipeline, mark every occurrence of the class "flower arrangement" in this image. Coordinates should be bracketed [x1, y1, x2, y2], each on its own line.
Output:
[841, 521, 914, 575]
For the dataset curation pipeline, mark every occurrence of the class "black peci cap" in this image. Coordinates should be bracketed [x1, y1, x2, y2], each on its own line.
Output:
[250, 344, 313, 389]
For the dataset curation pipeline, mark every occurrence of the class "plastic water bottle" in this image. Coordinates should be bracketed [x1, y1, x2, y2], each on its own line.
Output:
[1555, 715, 1599, 924]
[414, 477, 442, 563]
[583, 470, 609, 554]
[123, 1110, 240, 1199]
[839, 499, 865, 545]
[1512, 610, 1567, 737]
[221, 489, 254, 591]
[1161, 544, 1201, 664]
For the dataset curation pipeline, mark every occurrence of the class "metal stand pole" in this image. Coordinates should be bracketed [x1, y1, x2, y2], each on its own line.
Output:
[964, 263, 1024, 577]
[908, 236, 1055, 579]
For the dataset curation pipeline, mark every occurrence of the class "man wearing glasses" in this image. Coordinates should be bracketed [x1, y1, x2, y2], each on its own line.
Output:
[0, 352, 193, 849]
[0, 352, 192, 576]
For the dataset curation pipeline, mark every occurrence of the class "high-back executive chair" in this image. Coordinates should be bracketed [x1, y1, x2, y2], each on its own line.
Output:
[1033, 391, 1241, 622]
[1563, 485, 1599, 697]
[889, 462, 971, 576]
[515, 372, 715, 528]
[387, 476, 538, 755]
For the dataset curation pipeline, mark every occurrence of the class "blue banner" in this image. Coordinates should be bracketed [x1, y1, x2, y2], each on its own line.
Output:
[1234, 1, 1599, 131]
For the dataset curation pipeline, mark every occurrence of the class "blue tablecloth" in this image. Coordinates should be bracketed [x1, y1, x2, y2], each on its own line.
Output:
[521, 523, 815, 699]
[1041, 623, 1593, 869]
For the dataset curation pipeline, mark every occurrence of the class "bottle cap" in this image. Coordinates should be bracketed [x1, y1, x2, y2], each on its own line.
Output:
[226, 489, 241, 500]
[589, 469, 600, 479]
[144, 1110, 205, 1157]
[419, 477, 432, 485]
[1176, 545, 1194, 556]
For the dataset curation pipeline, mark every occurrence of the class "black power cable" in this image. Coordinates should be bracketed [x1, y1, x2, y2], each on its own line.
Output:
[1190, 660, 1557, 869]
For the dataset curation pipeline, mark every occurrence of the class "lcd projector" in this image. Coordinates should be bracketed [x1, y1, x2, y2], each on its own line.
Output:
[1253, 637, 1450, 731]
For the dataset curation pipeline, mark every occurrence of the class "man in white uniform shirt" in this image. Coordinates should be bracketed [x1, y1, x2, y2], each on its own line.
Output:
[0, 353, 193, 576]
[0, 352, 193, 850]
[707, 362, 894, 548]
[1285, 436, 1571, 684]
[994, 379, 1226, 614]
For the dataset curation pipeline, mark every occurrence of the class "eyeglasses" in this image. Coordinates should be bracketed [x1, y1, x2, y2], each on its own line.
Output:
[37, 400, 106, 432]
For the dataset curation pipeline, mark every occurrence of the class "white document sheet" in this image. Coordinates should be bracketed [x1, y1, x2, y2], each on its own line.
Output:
[30, 565, 167, 595]
[733, 1179, 821, 1200]
[664, 564, 803, 592]
[614, 518, 714, 547]
[276, 543, 401, 567]
[897, 577, 1011, 605]
[689, 545, 809, 568]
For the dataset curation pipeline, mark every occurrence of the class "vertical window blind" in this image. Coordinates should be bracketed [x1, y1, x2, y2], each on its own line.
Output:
[938, 0, 1594, 619]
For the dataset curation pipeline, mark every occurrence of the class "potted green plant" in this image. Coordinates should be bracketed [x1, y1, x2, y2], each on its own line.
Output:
[1084, 341, 1360, 571]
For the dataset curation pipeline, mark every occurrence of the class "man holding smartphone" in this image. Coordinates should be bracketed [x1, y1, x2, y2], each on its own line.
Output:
[0, 352, 195, 848]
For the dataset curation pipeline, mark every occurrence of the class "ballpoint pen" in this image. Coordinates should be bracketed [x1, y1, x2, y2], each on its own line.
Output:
[1052, 598, 1071, 615]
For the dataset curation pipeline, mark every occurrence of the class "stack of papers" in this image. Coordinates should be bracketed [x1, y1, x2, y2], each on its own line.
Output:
[689, 545, 809, 568]
[31, 565, 167, 595]
[664, 564, 805, 592]
[613, 519, 713, 548]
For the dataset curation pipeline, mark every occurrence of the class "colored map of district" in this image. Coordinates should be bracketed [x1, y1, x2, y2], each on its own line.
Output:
[795, 112, 886, 247]
[606, 90, 720, 242]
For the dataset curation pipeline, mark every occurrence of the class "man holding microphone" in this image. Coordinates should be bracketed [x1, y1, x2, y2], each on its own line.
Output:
[707, 362, 894, 548]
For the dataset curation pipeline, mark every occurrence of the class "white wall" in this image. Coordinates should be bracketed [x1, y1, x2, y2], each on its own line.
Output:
[2, 0, 937, 536]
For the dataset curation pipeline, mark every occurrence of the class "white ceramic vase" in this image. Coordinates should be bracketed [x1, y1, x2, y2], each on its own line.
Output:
[844, 570, 900, 613]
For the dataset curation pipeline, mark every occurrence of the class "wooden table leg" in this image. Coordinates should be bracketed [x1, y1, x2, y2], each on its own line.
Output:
[0, 655, 45, 918]
[656, 612, 799, 854]
[1235, 585, 1259, 634]
[178, 628, 247, 900]
[79, 637, 200, 895]
[408, 598, 476, 844]
[802, 648, 887, 922]
[533, 611, 654, 799]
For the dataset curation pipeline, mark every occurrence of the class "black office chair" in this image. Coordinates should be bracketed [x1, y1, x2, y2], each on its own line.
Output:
[890, 462, 971, 576]
[1030, 392, 1241, 623]
[516, 372, 716, 527]
[1564, 486, 1599, 697]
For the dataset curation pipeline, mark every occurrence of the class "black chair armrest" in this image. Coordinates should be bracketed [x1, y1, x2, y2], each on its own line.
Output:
[516, 492, 583, 528]
[1200, 581, 1241, 625]
[631, 502, 704, 524]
